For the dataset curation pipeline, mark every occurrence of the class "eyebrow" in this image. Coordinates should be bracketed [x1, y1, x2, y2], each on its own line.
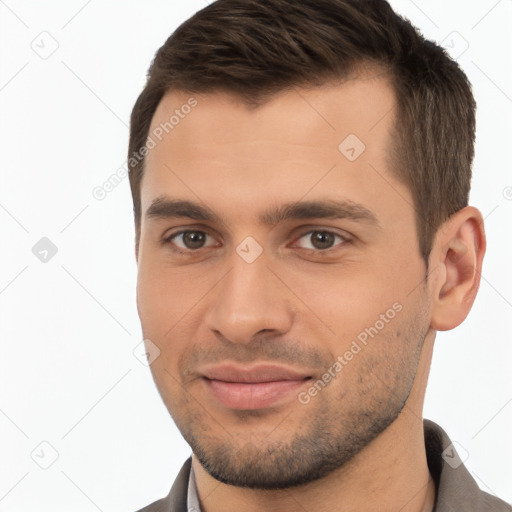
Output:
[145, 196, 380, 228]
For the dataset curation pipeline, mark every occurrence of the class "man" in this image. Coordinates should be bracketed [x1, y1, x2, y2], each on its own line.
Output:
[128, 0, 511, 510]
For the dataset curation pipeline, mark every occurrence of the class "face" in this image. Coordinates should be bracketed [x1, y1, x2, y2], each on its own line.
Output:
[136, 73, 432, 489]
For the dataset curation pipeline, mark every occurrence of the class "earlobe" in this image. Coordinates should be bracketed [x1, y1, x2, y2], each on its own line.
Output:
[430, 206, 486, 331]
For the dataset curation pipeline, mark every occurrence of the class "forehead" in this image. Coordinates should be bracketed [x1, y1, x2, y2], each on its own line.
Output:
[148, 71, 395, 153]
[140, 72, 408, 227]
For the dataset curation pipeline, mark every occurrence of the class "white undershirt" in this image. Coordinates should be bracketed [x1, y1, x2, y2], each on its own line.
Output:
[186, 460, 202, 512]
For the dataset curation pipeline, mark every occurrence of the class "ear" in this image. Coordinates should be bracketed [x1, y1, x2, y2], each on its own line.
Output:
[429, 206, 486, 331]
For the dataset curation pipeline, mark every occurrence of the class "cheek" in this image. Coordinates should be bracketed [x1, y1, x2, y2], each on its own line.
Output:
[136, 266, 166, 336]
[281, 263, 405, 339]
[136, 261, 216, 384]
[330, 299, 427, 402]
[136, 257, 199, 334]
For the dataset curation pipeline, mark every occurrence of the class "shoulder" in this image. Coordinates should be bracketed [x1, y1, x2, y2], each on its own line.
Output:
[132, 457, 192, 512]
[423, 419, 511, 511]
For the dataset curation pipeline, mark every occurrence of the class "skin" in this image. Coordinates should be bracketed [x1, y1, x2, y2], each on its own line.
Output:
[135, 71, 486, 512]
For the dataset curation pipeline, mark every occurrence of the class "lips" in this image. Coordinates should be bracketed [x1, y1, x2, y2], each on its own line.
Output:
[200, 363, 312, 410]
[201, 363, 311, 383]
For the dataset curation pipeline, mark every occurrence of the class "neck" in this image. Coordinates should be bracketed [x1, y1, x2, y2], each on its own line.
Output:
[192, 333, 436, 512]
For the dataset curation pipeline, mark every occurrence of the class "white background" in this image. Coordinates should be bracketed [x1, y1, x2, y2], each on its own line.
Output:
[0, 1, 511, 510]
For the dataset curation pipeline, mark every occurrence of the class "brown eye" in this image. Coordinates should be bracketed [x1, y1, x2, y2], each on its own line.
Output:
[167, 230, 217, 251]
[182, 231, 206, 249]
[295, 230, 346, 251]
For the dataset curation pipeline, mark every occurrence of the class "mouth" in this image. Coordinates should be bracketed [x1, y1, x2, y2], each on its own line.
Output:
[200, 363, 313, 410]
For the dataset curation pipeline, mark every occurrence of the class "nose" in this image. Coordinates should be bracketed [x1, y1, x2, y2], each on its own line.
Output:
[204, 250, 294, 345]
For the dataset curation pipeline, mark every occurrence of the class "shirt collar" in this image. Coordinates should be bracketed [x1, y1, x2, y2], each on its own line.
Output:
[187, 458, 202, 512]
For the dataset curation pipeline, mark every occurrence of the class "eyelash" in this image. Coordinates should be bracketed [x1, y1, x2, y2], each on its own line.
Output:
[162, 229, 351, 255]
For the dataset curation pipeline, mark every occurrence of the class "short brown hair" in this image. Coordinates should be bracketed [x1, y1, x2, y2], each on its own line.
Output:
[128, 0, 476, 267]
